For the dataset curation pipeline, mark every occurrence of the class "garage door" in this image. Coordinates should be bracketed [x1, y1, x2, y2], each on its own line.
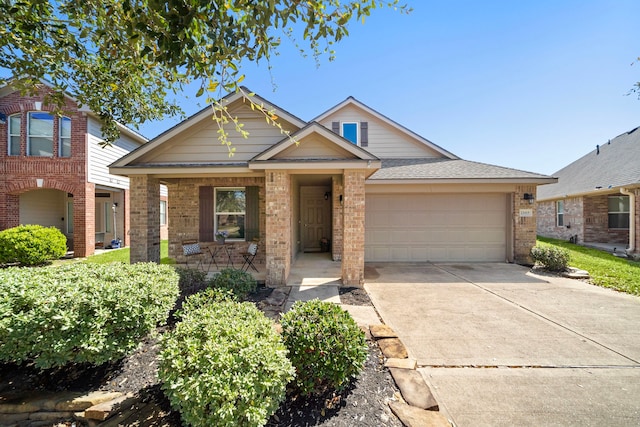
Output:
[365, 193, 508, 262]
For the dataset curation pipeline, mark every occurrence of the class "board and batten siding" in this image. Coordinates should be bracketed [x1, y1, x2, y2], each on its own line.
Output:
[319, 104, 444, 159]
[140, 104, 300, 164]
[87, 117, 142, 189]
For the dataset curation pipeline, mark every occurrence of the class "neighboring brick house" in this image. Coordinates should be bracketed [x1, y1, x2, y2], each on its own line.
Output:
[110, 89, 555, 286]
[537, 127, 640, 257]
[0, 82, 168, 257]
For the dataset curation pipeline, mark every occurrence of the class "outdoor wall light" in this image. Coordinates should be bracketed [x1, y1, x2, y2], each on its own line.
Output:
[523, 193, 535, 204]
[339, 195, 343, 205]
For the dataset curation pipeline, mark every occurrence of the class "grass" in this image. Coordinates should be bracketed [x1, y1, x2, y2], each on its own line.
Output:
[82, 240, 175, 265]
[536, 236, 640, 296]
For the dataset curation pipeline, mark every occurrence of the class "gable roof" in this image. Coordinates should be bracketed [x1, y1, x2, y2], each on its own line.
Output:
[368, 158, 555, 184]
[312, 96, 460, 160]
[110, 88, 307, 169]
[537, 126, 640, 201]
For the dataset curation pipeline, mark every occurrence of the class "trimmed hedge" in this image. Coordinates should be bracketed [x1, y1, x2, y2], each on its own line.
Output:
[531, 245, 570, 271]
[0, 262, 179, 369]
[0, 224, 67, 266]
[280, 299, 368, 396]
[159, 296, 294, 427]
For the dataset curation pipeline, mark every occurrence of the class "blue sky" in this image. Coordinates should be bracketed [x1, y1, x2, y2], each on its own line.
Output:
[137, 0, 640, 176]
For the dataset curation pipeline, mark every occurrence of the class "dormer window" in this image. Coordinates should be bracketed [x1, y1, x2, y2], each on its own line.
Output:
[331, 121, 369, 147]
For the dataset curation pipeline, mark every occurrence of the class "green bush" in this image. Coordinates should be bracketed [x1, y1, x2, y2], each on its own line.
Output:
[175, 267, 209, 295]
[531, 245, 570, 271]
[159, 297, 294, 427]
[0, 263, 179, 369]
[280, 299, 368, 396]
[211, 268, 257, 300]
[0, 224, 67, 266]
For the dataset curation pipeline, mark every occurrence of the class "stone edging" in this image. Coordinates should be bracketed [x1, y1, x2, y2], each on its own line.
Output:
[369, 324, 452, 427]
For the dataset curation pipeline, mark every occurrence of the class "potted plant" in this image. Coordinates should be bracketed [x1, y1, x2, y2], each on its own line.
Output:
[215, 230, 228, 244]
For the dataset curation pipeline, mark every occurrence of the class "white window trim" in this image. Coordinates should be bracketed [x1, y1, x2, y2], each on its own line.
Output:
[26, 111, 54, 157]
[341, 121, 359, 146]
[59, 116, 71, 157]
[8, 113, 21, 156]
[214, 187, 246, 241]
[160, 200, 167, 226]
[556, 200, 564, 227]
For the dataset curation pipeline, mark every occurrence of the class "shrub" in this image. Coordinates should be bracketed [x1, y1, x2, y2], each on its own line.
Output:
[175, 267, 208, 296]
[159, 297, 294, 427]
[0, 224, 67, 266]
[211, 267, 257, 299]
[0, 263, 179, 369]
[280, 299, 368, 396]
[531, 245, 570, 271]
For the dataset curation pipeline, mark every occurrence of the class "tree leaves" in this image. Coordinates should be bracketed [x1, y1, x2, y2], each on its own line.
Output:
[0, 0, 410, 144]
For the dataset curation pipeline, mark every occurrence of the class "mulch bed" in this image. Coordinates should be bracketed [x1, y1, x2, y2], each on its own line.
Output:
[0, 286, 401, 426]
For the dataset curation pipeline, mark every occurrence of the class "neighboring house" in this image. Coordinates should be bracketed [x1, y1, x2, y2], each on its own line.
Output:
[537, 127, 640, 256]
[0, 82, 168, 257]
[110, 89, 554, 286]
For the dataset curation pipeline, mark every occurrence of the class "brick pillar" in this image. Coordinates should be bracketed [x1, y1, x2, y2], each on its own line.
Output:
[129, 175, 161, 263]
[73, 183, 95, 258]
[332, 176, 344, 261]
[342, 170, 365, 286]
[514, 184, 537, 264]
[632, 188, 640, 258]
[123, 189, 130, 247]
[265, 171, 291, 287]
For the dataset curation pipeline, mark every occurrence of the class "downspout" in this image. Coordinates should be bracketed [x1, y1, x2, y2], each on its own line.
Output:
[620, 188, 635, 253]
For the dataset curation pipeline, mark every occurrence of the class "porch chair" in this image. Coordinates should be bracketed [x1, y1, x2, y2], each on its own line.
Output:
[241, 242, 259, 273]
[181, 239, 209, 271]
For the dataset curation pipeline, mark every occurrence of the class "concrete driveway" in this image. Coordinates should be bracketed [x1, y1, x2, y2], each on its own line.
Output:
[365, 263, 640, 426]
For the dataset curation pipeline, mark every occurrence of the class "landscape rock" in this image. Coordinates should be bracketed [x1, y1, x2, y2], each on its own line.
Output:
[389, 368, 438, 411]
[385, 358, 417, 370]
[370, 324, 398, 339]
[389, 401, 450, 427]
[377, 338, 409, 359]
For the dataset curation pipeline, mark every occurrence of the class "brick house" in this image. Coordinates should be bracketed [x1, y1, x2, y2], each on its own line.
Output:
[110, 89, 554, 286]
[537, 127, 640, 257]
[0, 82, 168, 257]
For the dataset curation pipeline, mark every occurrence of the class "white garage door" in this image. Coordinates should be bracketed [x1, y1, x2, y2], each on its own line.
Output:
[365, 193, 508, 262]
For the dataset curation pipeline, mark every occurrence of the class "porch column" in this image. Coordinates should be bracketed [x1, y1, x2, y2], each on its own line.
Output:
[265, 170, 291, 287]
[0, 193, 20, 230]
[514, 184, 537, 264]
[129, 175, 161, 263]
[73, 182, 95, 258]
[342, 170, 365, 286]
[332, 176, 344, 262]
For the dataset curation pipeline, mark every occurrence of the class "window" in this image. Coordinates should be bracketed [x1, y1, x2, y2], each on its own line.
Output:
[215, 188, 245, 239]
[160, 200, 167, 225]
[556, 200, 564, 227]
[27, 112, 54, 156]
[8, 114, 21, 155]
[608, 196, 630, 229]
[59, 116, 71, 157]
[342, 122, 358, 144]
[95, 200, 112, 233]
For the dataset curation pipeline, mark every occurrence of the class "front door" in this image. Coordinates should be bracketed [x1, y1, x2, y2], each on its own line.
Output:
[301, 186, 331, 252]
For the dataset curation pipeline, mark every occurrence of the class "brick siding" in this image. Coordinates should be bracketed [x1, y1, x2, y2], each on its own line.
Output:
[342, 170, 366, 285]
[513, 185, 537, 264]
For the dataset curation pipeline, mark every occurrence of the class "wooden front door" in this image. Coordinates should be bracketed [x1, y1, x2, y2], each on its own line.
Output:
[301, 186, 331, 252]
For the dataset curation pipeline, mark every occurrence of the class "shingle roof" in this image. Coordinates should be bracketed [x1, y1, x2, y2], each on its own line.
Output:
[537, 127, 640, 201]
[367, 158, 552, 181]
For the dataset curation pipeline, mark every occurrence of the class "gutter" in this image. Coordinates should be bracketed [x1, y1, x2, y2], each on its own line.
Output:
[620, 187, 636, 253]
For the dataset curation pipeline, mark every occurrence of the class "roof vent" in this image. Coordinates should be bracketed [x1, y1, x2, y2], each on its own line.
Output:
[596, 144, 599, 155]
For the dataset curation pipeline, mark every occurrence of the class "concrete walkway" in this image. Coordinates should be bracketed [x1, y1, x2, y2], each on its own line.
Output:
[365, 263, 640, 427]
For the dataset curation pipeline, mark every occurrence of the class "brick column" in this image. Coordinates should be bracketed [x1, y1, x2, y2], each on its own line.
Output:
[342, 170, 365, 286]
[73, 183, 95, 258]
[129, 175, 161, 263]
[332, 176, 344, 262]
[265, 171, 291, 287]
[514, 184, 537, 264]
[0, 193, 20, 230]
[632, 188, 640, 258]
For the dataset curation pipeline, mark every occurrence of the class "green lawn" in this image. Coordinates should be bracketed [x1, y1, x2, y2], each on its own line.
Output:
[536, 236, 640, 296]
[82, 240, 175, 265]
